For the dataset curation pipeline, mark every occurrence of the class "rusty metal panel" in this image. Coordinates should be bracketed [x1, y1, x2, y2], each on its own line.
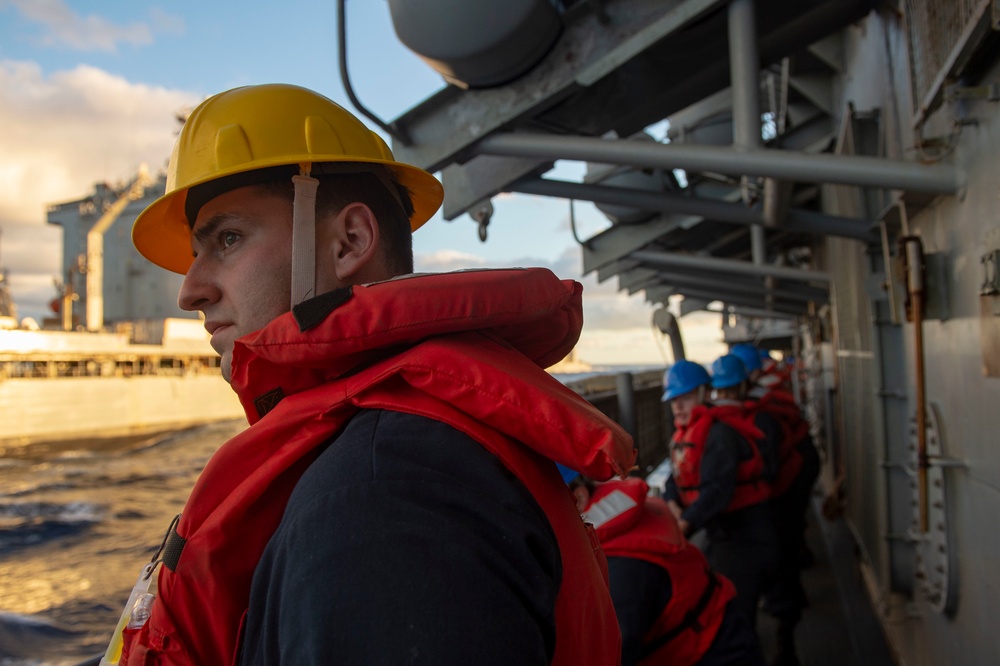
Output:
[980, 297, 1000, 376]
[905, 0, 995, 124]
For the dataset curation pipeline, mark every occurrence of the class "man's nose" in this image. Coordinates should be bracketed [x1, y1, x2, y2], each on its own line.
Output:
[177, 257, 221, 311]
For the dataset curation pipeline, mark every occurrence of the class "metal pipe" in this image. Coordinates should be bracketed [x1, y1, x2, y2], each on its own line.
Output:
[903, 236, 928, 532]
[751, 226, 767, 266]
[729, 0, 763, 152]
[476, 133, 962, 195]
[661, 284, 804, 315]
[651, 269, 828, 303]
[728, 0, 770, 261]
[508, 178, 875, 240]
[652, 308, 686, 362]
[726, 305, 799, 320]
[616, 372, 638, 445]
[631, 249, 830, 284]
[512, 178, 759, 223]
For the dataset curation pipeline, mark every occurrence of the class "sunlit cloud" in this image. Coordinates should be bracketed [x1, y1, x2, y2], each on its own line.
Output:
[0, 60, 198, 320]
[2, 0, 167, 52]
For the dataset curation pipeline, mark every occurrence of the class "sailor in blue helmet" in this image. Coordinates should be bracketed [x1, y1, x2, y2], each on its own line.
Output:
[731, 345, 820, 666]
[728, 345, 782, 482]
[557, 463, 765, 666]
[661, 360, 712, 437]
[730, 344, 766, 397]
[662, 356, 778, 638]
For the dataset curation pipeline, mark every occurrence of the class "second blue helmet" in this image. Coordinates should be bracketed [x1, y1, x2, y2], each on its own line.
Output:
[730, 343, 763, 373]
[662, 360, 711, 401]
[711, 354, 748, 389]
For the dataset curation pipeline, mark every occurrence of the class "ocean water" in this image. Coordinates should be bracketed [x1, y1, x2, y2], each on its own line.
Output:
[0, 419, 248, 666]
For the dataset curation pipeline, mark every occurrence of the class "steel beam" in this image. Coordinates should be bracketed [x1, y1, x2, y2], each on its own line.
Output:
[649, 269, 828, 303]
[679, 297, 713, 317]
[663, 284, 805, 315]
[476, 133, 963, 195]
[723, 305, 800, 319]
[580, 212, 702, 275]
[510, 178, 876, 240]
[644, 286, 678, 309]
[631, 249, 830, 284]
[617, 267, 661, 293]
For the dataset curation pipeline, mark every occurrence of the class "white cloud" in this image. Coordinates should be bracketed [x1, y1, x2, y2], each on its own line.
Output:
[414, 249, 487, 273]
[5, 0, 159, 52]
[0, 61, 198, 320]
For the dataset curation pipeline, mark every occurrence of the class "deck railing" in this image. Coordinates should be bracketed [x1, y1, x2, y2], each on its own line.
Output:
[565, 370, 674, 476]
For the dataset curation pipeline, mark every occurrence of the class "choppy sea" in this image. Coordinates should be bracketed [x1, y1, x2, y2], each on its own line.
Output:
[0, 419, 248, 666]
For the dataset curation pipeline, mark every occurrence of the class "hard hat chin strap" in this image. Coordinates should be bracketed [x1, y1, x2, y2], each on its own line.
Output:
[291, 166, 320, 307]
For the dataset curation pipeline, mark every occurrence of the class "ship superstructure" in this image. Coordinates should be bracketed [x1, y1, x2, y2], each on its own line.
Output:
[46, 170, 192, 330]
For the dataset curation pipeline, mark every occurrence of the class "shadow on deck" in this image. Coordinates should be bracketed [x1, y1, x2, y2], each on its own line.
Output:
[757, 496, 897, 666]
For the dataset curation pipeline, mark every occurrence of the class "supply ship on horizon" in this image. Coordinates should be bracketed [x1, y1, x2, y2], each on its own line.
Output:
[0, 173, 245, 453]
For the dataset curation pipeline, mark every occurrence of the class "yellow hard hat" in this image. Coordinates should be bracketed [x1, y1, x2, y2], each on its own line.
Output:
[132, 83, 443, 274]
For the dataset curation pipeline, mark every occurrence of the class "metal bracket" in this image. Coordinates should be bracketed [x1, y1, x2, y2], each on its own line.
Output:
[469, 199, 494, 242]
[946, 82, 1000, 102]
[980, 248, 1000, 296]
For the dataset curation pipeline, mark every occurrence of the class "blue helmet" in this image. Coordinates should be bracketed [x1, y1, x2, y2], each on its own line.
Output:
[556, 463, 581, 484]
[662, 360, 711, 401]
[711, 354, 748, 389]
[730, 343, 762, 373]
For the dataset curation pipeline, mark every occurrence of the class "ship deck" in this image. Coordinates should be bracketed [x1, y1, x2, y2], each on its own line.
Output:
[756, 496, 897, 666]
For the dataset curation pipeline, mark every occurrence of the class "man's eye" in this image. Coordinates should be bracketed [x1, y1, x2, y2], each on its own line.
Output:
[220, 231, 239, 247]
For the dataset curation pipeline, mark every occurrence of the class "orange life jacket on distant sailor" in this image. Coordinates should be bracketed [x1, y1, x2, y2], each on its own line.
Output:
[585, 477, 737, 666]
[758, 363, 792, 393]
[752, 389, 809, 496]
[671, 403, 770, 512]
[119, 269, 635, 666]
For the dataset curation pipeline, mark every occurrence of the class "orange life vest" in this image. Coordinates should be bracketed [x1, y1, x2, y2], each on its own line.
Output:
[119, 269, 635, 666]
[585, 478, 737, 666]
[752, 390, 809, 496]
[671, 403, 770, 512]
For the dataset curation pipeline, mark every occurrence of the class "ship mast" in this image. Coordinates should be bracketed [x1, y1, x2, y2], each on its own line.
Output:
[85, 164, 152, 331]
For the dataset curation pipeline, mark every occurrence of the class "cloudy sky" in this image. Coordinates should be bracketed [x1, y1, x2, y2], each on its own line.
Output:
[0, 0, 726, 365]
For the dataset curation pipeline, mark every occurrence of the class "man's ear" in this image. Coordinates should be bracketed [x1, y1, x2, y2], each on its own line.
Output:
[319, 203, 381, 285]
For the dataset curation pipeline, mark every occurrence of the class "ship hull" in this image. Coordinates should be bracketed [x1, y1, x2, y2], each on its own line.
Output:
[0, 374, 245, 452]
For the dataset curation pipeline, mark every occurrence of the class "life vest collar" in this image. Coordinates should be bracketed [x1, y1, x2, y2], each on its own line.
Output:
[229, 268, 585, 424]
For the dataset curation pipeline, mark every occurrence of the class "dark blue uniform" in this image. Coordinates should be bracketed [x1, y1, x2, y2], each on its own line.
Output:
[666, 421, 779, 630]
[239, 410, 561, 665]
[608, 556, 765, 666]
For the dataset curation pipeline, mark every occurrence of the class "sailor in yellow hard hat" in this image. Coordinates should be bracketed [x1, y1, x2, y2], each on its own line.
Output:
[108, 83, 634, 666]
